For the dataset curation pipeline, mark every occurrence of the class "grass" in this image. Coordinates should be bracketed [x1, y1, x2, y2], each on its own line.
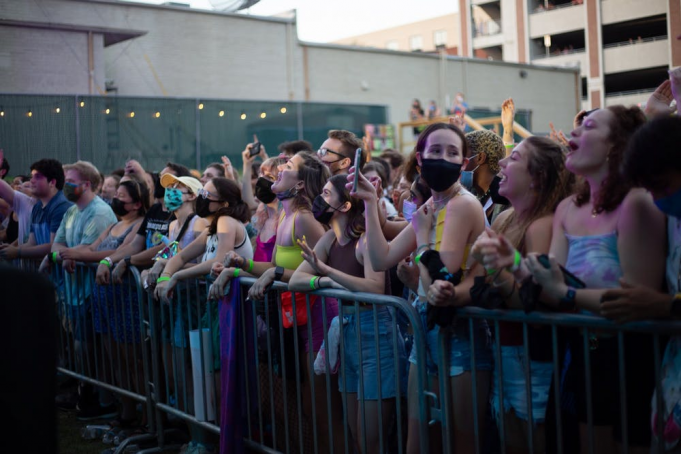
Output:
[58, 411, 110, 454]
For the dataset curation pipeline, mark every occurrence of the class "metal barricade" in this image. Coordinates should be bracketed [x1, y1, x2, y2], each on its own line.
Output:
[433, 306, 681, 454]
[48, 261, 156, 453]
[12, 254, 681, 454]
[232, 277, 432, 454]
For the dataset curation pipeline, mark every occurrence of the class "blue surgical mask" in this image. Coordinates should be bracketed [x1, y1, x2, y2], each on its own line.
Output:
[654, 187, 681, 218]
[402, 199, 417, 222]
[460, 155, 480, 190]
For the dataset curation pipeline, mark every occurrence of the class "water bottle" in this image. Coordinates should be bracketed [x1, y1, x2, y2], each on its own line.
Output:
[81, 424, 111, 440]
[153, 232, 171, 246]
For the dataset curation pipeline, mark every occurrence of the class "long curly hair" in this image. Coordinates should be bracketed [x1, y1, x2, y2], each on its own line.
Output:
[290, 152, 330, 212]
[498, 136, 575, 251]
[574, 105, 646, 214]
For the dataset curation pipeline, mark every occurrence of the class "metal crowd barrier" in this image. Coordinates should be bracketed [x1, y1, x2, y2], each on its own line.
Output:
[47, 261, 156, 453]
[13, 256, 681, 454]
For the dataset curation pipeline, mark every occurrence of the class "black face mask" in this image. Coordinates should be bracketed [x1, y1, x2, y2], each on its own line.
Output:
[255, 177, 276, 204]
[110, 198, 132, 217]
[419, 159, 462, 192]
[312, 195, 342, 226]
[196, 196, 219, 218]
[489, 175, 510, 206]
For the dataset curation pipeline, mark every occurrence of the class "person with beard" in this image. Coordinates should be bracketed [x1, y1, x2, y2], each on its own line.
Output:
[289, 174, 408, 453]
[317, 129, 367, 176]
[56, 179, 147, 422]
[348, 122, 492, 454]
[95, 162, 190, 285]
[42, 161, 117, 273]
[0, 157, 71, 260]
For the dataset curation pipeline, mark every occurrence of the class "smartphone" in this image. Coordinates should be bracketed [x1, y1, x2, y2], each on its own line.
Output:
[250, 142, 261, 157]
[537, 254, 586, 289]
[352, 148, 362, 193]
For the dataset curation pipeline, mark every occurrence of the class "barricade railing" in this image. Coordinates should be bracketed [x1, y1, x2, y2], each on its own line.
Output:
[42, 260, 156, 452]
[12, 256, 681, 454]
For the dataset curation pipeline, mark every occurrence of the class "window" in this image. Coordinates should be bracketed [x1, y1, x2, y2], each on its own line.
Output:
[386, 40, 399, 51]
[410, 35, 423, 51]
[434, 30, 447, 47]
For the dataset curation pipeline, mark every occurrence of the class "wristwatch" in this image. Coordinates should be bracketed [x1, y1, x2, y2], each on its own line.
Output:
[558, 286, 577, 311]
[124, 256, 132, 267]
[273, 266, 285, 282]
[671, 293, 681, 318]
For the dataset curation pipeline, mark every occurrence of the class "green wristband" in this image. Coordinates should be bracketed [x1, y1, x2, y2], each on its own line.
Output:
[507, 250, 522, 273]
[486, 268, 497, 275]
[310, 276, 318, 290]
[505, 143, 515, 149]
[51, 251, 59, 263]
[99, 259, 112, 268]
[414, 253, 422, 265]
[246, 259, 254, 273]
[233, 268, 240, 278]
[156, 276, 171, 283]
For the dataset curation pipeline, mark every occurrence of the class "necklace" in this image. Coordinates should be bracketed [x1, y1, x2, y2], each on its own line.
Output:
[433, 185, 460, 210]
[477, 187, 492, 203]
[591, 208, 599, 218]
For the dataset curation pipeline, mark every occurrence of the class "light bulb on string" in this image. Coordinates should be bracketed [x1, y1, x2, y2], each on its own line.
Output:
[105, 108, 110, 115]
[219, 110, 225, 117]
[260, 112, 266, 119]
[27, 110, 33, 118]
[129, 111, 135, 118]
[240, 113, 246, 120]
[55, 107, 61, 114]
[198, 103, 204, 110]
[155, 111, 161, 118]
[80, 101, 85, 108]
[280, 107, 287, 114]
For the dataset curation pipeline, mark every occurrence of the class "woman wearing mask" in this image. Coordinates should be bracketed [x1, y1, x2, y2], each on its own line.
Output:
[467, 137, 573, 454]
[208, 156, 285, 298]
[142, 175, 207, 287]
[479, 106, 665, 453]
[219, 152, 342, 453]
[349, 122, 491, 453]
[289, 174, 407, 453]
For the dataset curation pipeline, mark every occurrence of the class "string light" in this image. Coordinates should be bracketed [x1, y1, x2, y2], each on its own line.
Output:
[79, 101, 85, 108]
[129, 111, 135, 118]
[198, 103, 204, 110]
[260, 112, 266, 119]
[105, 108, 110, 115]
[55, 107, 61, 114]
[0, 110, 4, 117]
[218, 110, 225, 117]
[155, 111, 161, 118]
[280, 107, 287, 114]
[27, 110, 33, 118]
[240, 113, 246, 120]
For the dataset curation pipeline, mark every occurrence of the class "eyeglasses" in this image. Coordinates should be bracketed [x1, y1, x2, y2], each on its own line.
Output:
[199, 188, 221, 201]
[317, 148, 346, 160]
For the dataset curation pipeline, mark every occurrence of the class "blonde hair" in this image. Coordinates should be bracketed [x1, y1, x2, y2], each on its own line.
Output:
[63, 161, 101, 188]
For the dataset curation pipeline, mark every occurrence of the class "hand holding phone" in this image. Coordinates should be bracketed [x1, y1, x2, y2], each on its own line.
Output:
[250, 134, 261, 157]
[352, 148, 362, 193]
[537, 254, 586, 289]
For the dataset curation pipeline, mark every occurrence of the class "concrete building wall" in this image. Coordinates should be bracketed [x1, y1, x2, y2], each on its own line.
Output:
[333, 14, 460, 52]
[0, 0, 579, 132]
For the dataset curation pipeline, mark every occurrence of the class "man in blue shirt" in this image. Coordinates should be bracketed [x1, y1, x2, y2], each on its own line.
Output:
[0, 157, 71, 261]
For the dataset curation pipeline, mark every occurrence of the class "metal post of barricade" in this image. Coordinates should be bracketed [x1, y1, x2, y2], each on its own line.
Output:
[522, 322, 535, 454]
[437, 326, 453, 453]
[551, 324, 563, 454]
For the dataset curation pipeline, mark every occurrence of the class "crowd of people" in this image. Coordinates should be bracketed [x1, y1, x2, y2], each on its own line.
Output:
[1, 65, 681, 454]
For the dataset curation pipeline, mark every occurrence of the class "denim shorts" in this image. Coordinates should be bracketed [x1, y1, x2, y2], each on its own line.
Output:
[490, 345, 553, 424]
[408, 300, 493, 376]
[338, 307, 408, 399]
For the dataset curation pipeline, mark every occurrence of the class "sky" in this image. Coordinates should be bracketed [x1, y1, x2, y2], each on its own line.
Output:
[130, 0, 459, 42]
